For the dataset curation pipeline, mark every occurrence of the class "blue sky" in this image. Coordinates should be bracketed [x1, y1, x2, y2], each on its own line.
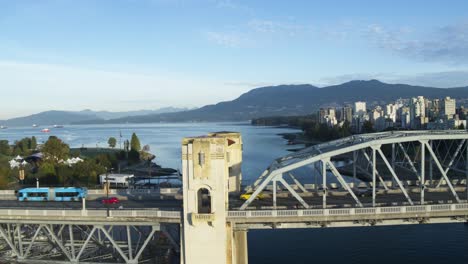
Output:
[1, 0, 468, 119]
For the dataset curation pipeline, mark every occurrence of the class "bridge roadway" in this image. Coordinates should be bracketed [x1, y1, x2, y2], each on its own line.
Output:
[0, 192, 466, 227]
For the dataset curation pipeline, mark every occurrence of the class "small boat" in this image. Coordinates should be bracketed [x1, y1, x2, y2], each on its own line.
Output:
[41, 128, 50, 133]
[32, 124, 38, 127]
[53, 125, 64, 128]
[0, 126, 7, 129]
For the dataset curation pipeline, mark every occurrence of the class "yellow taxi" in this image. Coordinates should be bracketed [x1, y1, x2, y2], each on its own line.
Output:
[239, 192, 266, 201]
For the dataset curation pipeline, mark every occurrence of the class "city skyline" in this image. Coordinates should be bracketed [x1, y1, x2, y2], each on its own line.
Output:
[2, 0, 468, 119]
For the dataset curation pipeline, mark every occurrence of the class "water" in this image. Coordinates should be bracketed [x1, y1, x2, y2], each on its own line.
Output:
[1, 123, 468, 264]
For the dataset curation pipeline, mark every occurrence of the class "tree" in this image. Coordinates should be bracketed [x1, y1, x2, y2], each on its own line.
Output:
[42, 136, 70, 162]
[0, 140, 11, 156]
[458, 123, 465, 130]
[362, 121, 375, 133]
[108, 137, 117, 148]
[130, 133, 141, 151]
[31, 136, 37, 150]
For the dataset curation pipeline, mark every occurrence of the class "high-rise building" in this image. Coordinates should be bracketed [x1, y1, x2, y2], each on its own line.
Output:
[409, 96, 426, 129]
[441, 97, 456, 119]
[354, 101, 366, 116]
[341, 106, 353, 122]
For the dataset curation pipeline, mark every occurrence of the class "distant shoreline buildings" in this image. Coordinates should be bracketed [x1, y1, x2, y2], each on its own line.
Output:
[318, 96, 467, 132]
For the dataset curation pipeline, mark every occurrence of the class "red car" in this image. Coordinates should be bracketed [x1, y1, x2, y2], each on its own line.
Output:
[102, 197, 120, 204]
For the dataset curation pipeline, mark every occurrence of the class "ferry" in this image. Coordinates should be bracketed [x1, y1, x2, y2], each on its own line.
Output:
[41, 128, 50, 133]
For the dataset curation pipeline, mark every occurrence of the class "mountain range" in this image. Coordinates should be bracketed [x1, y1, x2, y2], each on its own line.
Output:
[0, 107, 189, 127]
[2, 80, 468, 126]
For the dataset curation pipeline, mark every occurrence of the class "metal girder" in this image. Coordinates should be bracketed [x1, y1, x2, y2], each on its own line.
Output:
[421, 141, 426, 205]
[325, 159, 363, 207]
[361, 149, 389, 191]
[436, 139, 466, 188]
[0, 225, 19, 256]
[99, 226, 129, 263]
[423, 141, 461, 203]
[240, 171, 278, 210]
[398, 143, 421, 181]
[375, 147, 414, 206]
[287, 172, 309, 193]
[24, 225, 44, 258]
[44, 225, 72, 261]
[277, 177, 310, 209]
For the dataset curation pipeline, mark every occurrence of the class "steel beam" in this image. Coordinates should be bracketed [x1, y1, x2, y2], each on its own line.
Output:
[272, 180, 277, 209]
[361, 149, 389, 191]
[0, 225, 19, 256]
[372, 148, 376, 207]
[326, 160, 363, 207]
[424, 141, 461, 203]
[421, 141, 425, 204]
[436, 139, 466, 187]
[322, 159, 327, 209]
[398, 143, 421, 181]
[287, 173, 309, 193]
[278, 177, 309, 209]
[99, 226, 129, 263]
[44, 225, 72, 261]
[376, 147, 414, 205]
[133, 227, 157, 261]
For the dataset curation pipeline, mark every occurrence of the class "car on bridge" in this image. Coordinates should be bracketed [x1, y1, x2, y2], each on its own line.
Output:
[240, 192, 266, 201]
[102, 197, 120, 204]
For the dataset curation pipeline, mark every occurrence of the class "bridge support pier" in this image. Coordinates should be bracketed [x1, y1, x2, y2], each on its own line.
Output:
[231, 229, 248, 264]
[181, 132, 246, 264]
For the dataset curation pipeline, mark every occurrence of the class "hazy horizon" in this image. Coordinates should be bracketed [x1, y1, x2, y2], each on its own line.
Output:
[2, 0, 468, 119]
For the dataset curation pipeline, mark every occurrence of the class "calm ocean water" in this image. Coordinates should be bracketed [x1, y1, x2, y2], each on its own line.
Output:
[1, 122, 467, 264]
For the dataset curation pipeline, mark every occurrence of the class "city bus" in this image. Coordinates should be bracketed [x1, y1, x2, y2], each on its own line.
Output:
[18, 187, 88, 202]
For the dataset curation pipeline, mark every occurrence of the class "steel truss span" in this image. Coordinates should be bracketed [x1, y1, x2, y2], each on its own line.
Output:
[240, 130, 468, 210]
[0, 221, 180, 264]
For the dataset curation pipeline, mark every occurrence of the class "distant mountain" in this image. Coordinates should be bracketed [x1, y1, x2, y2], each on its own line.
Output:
[79, 107, 190, 120]
[73, 80, 468, 124]
[0, 107, 189, 127]
[0, 111, 101, 127]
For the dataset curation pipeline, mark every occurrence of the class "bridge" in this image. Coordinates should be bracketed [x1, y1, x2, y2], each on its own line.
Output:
[0, 131, 467, 263]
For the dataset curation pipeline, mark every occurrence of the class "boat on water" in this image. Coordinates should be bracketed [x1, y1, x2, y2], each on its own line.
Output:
[53, 125, 64, 128]
[41, 128, 50, 133]
[32, 124, 38, 127]
[0, 126, 7, 129]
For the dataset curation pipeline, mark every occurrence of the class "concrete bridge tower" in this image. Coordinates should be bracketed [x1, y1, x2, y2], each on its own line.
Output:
[181, 132, 247, 264]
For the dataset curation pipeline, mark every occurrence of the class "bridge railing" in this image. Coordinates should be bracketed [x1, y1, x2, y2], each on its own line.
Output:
[227, 203, 468, 218]
[0, 209, 182, 219]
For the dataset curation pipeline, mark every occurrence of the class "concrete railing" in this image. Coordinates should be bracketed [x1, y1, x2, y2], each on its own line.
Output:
[227, 203, 468, 219]
[0, 209, 182, 219]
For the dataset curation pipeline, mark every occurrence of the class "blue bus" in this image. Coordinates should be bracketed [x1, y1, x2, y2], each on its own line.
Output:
[18, 187, 88, 202]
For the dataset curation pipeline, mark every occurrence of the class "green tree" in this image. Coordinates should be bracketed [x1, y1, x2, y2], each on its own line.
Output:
[108, 137, 117, 148]
[458, 123, 465, 130]
[0, 140, 11, 156]
[130, 133, 141, 151]
[362, 121, 375, 133]
[30, 136, 37, 150]
[42, 136, 70, 162]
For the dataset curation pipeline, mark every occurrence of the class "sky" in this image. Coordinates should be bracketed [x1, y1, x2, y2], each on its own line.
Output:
[1, 0, 468, 119]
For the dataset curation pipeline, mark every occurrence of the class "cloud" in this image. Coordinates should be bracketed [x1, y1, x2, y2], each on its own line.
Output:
[365, 22, 468, 65]
[248, 19, 311, 36]
[205, 31, 251, 47]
